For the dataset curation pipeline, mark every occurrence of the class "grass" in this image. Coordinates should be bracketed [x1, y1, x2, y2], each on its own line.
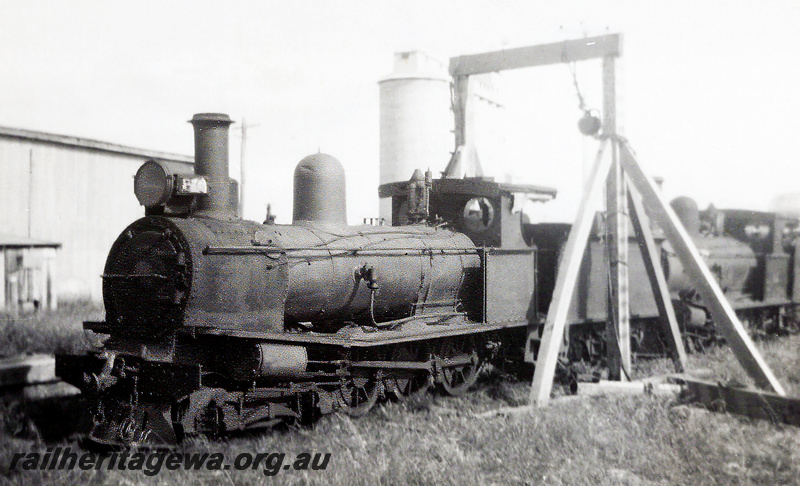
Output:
[0, 305, 799, 485]
[0, 302, 104, 357]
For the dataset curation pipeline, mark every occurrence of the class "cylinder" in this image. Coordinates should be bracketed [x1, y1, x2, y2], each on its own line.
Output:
[190, 113, 235, 217]
[292, 153, 347, 224]
[681, 305, 708, 330]
[255, 344, 307, 378]
[223, 344, 307, 381]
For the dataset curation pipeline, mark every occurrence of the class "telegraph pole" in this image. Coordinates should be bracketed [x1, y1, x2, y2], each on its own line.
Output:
[238, 118, 260, 219]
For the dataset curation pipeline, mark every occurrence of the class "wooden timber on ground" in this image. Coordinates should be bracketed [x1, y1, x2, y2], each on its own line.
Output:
[0, 353, 79, 399]
[477, 375, 800, 428]
[3, 381, 80, 401]
[670, 376, 800, 427]
[577, 380, 682, 397]
[0, 353, 56, 387]
[475, 377, 683, 418]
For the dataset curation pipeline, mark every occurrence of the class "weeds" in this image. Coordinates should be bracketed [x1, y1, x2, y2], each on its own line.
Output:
[0, 302, 103, 357]
[0, 306, 798, 485]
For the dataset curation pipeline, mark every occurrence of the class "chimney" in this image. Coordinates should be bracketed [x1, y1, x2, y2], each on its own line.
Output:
[189, 113, 236, 218]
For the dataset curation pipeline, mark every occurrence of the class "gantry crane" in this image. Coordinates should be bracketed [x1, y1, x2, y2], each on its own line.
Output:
[446, 34, 785, 405]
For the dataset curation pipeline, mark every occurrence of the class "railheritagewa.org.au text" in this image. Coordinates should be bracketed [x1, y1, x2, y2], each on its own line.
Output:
[10, 447, 331, 476]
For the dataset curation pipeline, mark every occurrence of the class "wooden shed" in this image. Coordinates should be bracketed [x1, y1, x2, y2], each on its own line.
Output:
[0, 234, 60, 313]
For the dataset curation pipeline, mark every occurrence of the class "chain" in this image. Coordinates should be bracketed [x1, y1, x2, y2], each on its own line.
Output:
[568, 62, 587, 112]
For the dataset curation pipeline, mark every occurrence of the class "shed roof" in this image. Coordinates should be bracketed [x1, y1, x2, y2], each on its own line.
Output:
[0, 234, 61, 249]
[0, 125, 193, 164]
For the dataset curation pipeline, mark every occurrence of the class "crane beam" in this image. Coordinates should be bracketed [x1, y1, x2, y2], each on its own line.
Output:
[449, 34, 621, 76]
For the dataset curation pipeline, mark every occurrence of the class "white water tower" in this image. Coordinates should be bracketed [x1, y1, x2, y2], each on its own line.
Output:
[379, 51, 506, 223]
[378, 52, 452, 223]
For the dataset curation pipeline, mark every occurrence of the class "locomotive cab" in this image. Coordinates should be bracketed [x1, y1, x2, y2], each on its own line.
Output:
[380, 173, 556, 334]
[379, 174, 557, 250]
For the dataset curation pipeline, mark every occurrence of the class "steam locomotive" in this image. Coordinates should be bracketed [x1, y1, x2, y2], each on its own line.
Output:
[55, 113, 799, 445]
[530, 195, 800, 364]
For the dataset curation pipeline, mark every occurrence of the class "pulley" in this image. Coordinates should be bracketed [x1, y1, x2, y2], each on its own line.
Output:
[568, 62, 602, 136]
[578, 110, 602, 136]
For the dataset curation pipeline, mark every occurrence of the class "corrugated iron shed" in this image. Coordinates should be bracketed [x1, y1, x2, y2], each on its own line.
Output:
[0, 125, 193, 302]
[0, 234, 60, 249]
[0, 126, 193, 163]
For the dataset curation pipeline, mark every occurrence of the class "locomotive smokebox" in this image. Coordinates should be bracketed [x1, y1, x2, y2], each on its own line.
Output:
[292, 153, 347, 224]
[670, 196, 701, 235]
[190, 113, 236, 218]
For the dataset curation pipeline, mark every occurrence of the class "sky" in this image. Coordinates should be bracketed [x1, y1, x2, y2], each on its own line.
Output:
[1, 1, 799, 224]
